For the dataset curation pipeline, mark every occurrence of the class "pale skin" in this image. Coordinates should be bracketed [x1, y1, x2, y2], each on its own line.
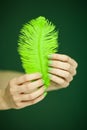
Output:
[0, 54, 78, 110]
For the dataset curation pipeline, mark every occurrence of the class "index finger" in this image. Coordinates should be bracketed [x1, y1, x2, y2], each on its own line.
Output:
[48, 54, 78, 68]
[16, 72, 42, 85]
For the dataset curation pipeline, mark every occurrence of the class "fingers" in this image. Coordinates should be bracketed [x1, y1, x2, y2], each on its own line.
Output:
[49, 60, 76, 75]
[7, 73, 47, 109]
[15, 72, 42, 85]
[15, 94, 45, 109]
[49, 74, 69, 88]
[48, 54, 78, 90]
[12, 86, 47, 109]
[48, 67, 73, 82]
[15, 78, 44, 94]
[49, 54, 78, 69]
[18, 85, 45, 101]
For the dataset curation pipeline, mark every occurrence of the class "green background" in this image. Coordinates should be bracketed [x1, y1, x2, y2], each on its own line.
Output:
[0, 0, 86, 130]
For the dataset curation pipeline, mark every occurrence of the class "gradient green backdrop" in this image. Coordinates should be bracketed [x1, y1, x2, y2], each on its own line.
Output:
[0, 0, 86, 130]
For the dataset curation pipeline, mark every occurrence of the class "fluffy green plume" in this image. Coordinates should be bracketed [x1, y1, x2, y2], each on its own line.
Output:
[18, 16, 58, 87]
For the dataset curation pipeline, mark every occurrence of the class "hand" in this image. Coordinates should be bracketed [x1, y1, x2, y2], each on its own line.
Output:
[4, 73, 47, 109]
[47, 54, 78, 91]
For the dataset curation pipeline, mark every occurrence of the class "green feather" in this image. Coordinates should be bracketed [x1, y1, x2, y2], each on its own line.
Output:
[18, 16, 59, 88]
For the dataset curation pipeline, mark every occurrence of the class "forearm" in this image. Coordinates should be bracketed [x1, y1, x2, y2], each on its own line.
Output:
[0, 70, 23, 110]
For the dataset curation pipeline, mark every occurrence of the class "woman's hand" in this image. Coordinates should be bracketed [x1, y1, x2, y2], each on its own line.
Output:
[47, 54, 78, 91]
[4, 73, 47, 109]
[1, 54, 78, 110]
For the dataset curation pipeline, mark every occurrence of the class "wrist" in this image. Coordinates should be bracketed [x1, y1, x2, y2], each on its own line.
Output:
[0, 88, 11, 110]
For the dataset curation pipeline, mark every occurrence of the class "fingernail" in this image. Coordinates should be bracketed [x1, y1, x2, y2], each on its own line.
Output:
[48, 67, 52, 72]
[48, 60, 52, 65]
[48, 54, 52, 59]
[44, 92, 47, 97]
[48, 73, 52, 78]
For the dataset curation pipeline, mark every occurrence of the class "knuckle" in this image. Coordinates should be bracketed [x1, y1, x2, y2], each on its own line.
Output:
[67, 64, 71, 70]
[62, 82, 70, 88]
[75, 62, 78, 68]
[70, 76, 73, 81]
[64, 55, 69, 61]
[24, 74, 29, 81]
[73, 70, 77, 76]
[25, 84, 30, 91]
[60, 79, 65, 86]
[56, 54, 59, 59]
[65, 72, 70, 78]
[28, 94, 34, 100]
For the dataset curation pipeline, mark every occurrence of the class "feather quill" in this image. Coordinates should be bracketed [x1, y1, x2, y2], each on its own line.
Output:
[18, 16, 59, 87]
